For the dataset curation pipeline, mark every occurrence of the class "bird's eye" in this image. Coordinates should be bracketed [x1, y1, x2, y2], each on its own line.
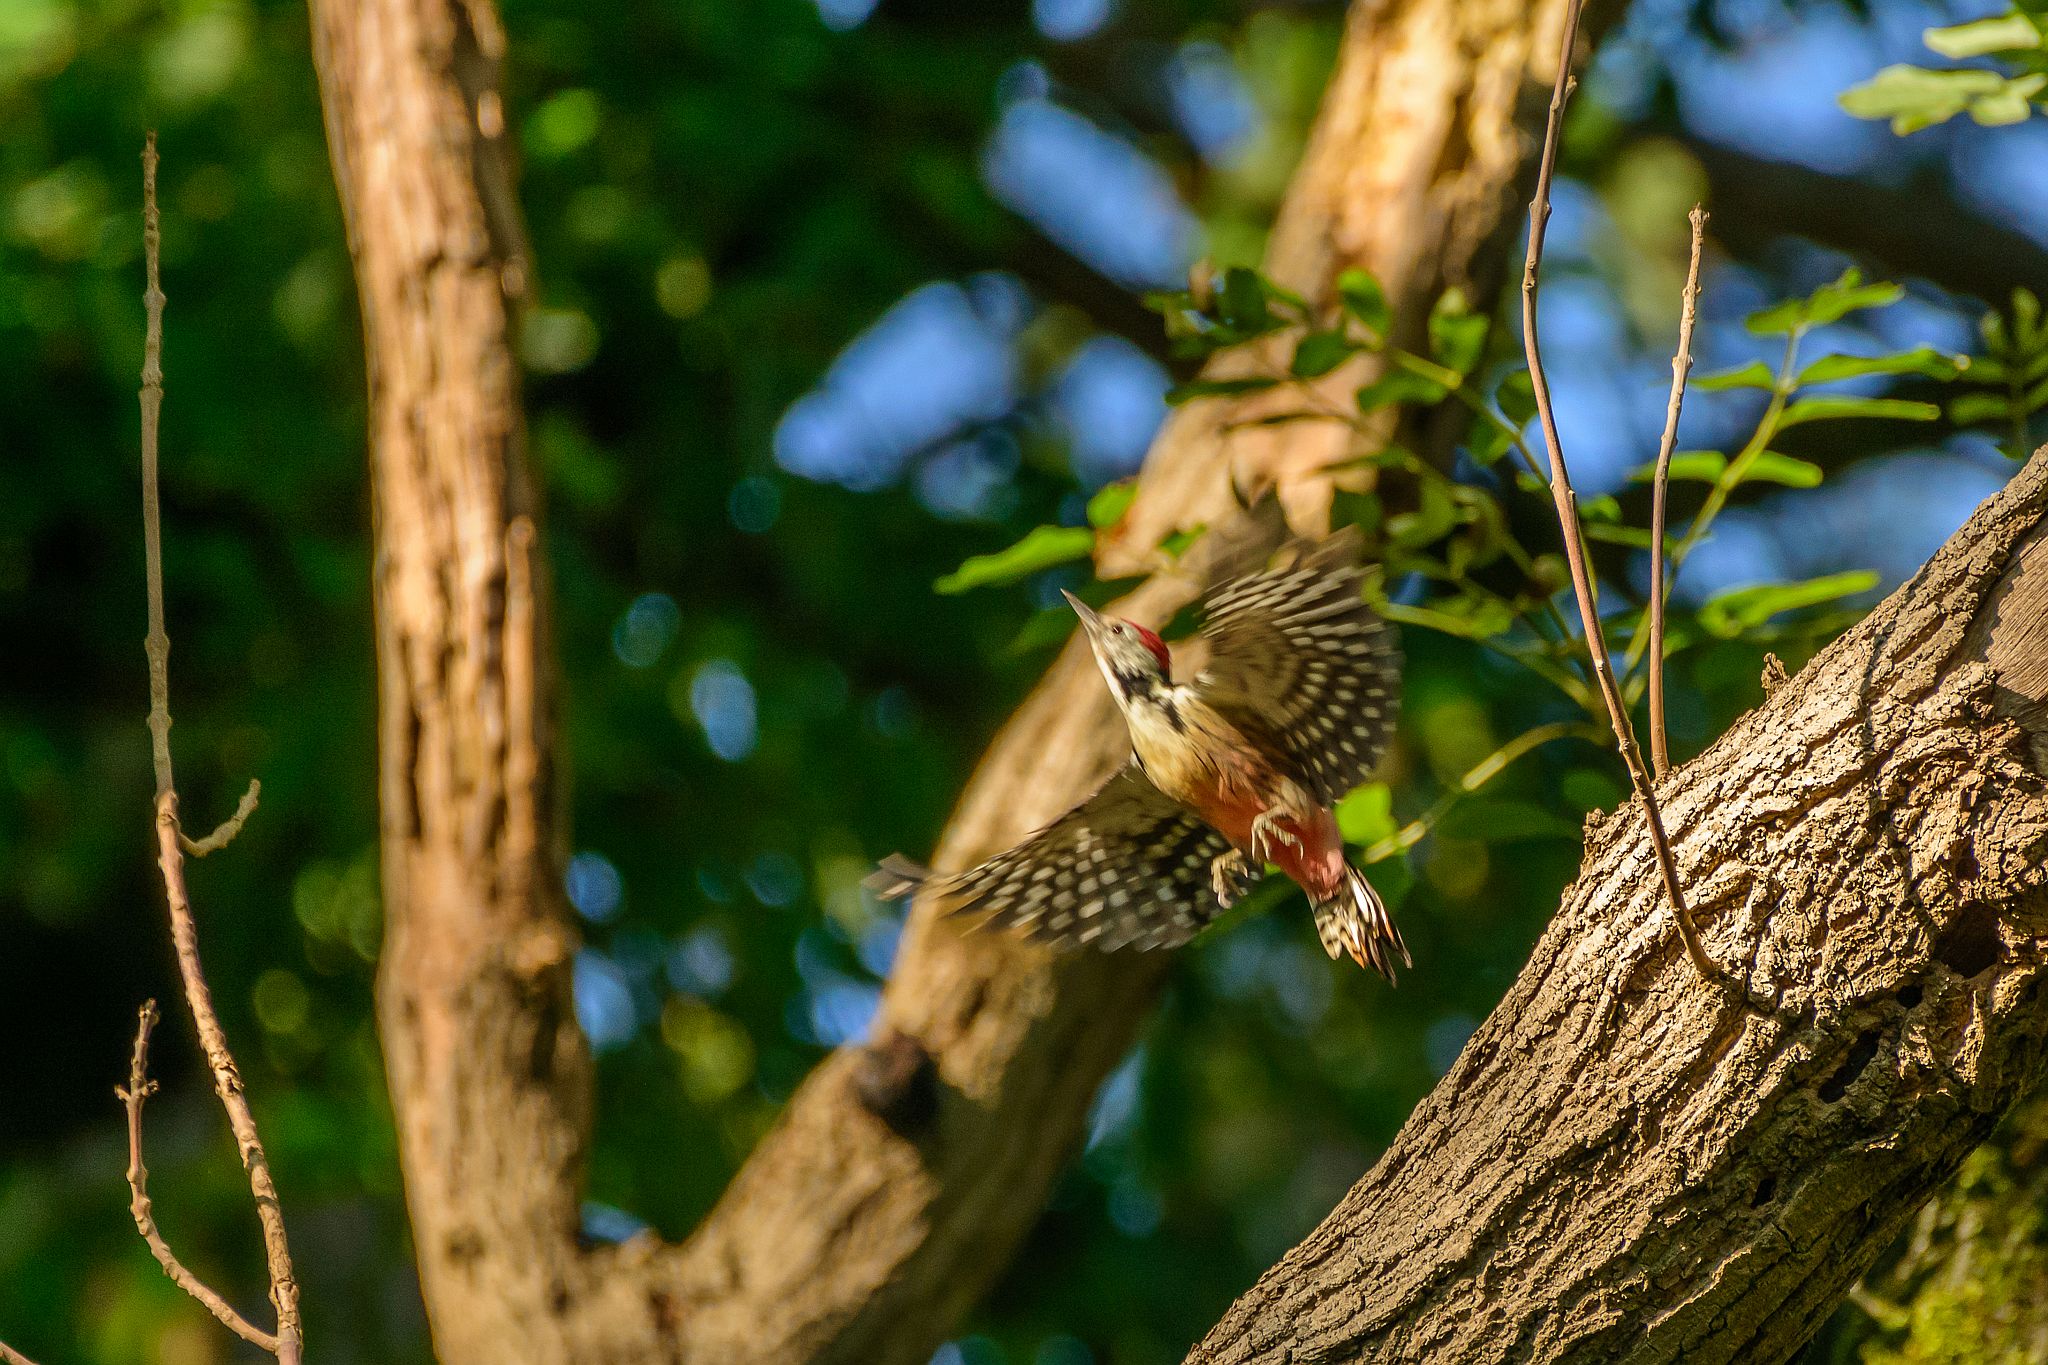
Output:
[1111, 624, 1126, 636]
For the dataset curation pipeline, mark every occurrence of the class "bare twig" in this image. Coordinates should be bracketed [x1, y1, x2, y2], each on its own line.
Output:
[0, 1339, 43, 1364]
[135, 132, 304, 1364]
[1648, 206, 1708, 779]
[1518, 6, 1722, 984]
[117, 1002, 281, 1353]
[181, 777, 261, 857]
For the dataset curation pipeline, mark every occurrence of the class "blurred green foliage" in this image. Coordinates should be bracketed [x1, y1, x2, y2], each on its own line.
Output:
[0, 3, 2031, 1364]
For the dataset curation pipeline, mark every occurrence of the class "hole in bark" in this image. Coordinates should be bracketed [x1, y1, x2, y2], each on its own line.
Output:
[1935, 904, 2001, 978]
[1818, 1032, 1882, 1103]
[1751, 1174, 1778, 1208]
[854, 1028, 940, 1141]
[1895, 982, 1924, 1010]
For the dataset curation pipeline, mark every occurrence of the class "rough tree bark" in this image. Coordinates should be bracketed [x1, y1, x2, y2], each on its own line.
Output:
[1185, 450, 2048, 1364]
[309, 0, 1594, 1360]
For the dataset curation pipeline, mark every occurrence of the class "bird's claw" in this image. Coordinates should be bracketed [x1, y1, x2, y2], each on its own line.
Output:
[1210, 849, 1257, 908]
[1250, 811, 1301, 863]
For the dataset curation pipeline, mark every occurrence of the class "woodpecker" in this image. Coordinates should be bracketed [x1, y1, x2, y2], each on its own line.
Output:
[870, 529, 1408, 979]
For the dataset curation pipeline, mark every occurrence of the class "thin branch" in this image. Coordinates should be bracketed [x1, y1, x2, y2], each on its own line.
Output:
[0, 1339, 42, 1364]
[116, 1002, 281, 1354]
[1518, 6, 1723, 984]
[135, 132, 304, 1364]
[181, 777, 261, 857]
[1648, 206, 1708, 780]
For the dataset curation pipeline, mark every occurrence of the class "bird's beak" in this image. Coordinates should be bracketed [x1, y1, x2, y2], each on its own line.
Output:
[1060, 589, 1104, 637]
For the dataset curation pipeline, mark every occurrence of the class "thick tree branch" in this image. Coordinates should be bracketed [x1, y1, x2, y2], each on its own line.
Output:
[310, 0, 1601, 1360]
[1187, 449, 2048, 1364]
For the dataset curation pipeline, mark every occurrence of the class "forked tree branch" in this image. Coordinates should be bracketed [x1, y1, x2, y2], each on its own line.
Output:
[1518, 1, 1719, 984]
[308, 0, 1604, 1359]
[1648, 205, 1708, 779]
[116, 1002, 279, 1353]
[134, 132, 302, 1364]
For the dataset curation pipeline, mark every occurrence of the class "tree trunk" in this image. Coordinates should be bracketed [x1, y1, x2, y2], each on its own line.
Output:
[1186, 451, 2048, 1365]
[310, 0, 1595, 1359]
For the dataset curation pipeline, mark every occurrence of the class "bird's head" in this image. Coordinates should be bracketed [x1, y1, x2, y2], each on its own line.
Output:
[1063, 590, 1171, 703]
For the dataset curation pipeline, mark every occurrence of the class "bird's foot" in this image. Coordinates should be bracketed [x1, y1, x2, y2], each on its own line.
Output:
[1210, 848, 1258, 909]
[1250, 811, 1302, 864]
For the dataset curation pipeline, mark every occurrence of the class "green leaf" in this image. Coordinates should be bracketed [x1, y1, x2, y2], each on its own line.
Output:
[1801, 272, 1908, 329]
[1579, 494, 1622, 523]
[1627, 451, 1727, 484]
[1495, 369, 1536, 425]
[1467, 421, 1517, 467]
[1379, 596, 1517, 641]
[1165, 376, 1280, 405]
[1776, 395, 1941, 427]
[1950, 392, 2015, 425]
[1924, 14, 2044, 59]
[1693, 361, 1778, 392]
[1428, 288, 1489, 377]
[1698, 571, 1881, 637]
[1746, 269, 1905, 335]
[1582, 523, 1661, 550]
[934, 525, 1094, 594]
[1436, 798, 1581, 843]
[1839, 65, 2029, 135]
[1218, 267, 1273, 332]
[1338, 269, 1390, 337]
[1796, 347, 1967, 386]
[1086, 480, 1137, 529]
[1356, 369, 1450, 412]
[1291, 328, 1357, 379]
[1967, 75, 2047, 126]
[1737, 452, 1825, 488]
[1386, 479, 1459, 548]
[1335, 784, 1396, 845]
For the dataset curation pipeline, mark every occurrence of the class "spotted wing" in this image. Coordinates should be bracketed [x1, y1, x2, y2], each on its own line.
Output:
[1194, 528, 1400, 805]
[927, 765, 1234, 951]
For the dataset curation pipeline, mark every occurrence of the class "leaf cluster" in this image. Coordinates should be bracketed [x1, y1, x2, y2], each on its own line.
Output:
[1840, 6, 2048, 133]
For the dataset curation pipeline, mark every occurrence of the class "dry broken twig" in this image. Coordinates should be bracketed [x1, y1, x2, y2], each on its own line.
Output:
[118, 1002, 280, 1352]
[1648, 206, 1708, 780]
[134, 131, 303, 1364]
[1517, 4, 1722, 984]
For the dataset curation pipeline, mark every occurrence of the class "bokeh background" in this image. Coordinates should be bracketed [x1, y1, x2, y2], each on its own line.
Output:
[0, 1, 2035, 1361]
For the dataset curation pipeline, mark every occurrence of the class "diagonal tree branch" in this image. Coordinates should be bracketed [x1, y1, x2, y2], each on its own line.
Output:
[1186, 448, 2048, 1364]
[308, 0, 1609, 1360]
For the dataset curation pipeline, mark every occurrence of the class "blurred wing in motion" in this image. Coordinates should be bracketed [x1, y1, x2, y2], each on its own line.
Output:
[866, 765, 1234, 950]
[1195, 528, 1400, 805]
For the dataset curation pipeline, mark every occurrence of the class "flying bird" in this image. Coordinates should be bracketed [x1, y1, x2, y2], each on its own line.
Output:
[869, 529, 1408, 979]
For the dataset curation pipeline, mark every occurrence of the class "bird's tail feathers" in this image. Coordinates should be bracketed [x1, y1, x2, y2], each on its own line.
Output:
[1312, 864, 1410, 983]
[864, 854, 929, 902]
